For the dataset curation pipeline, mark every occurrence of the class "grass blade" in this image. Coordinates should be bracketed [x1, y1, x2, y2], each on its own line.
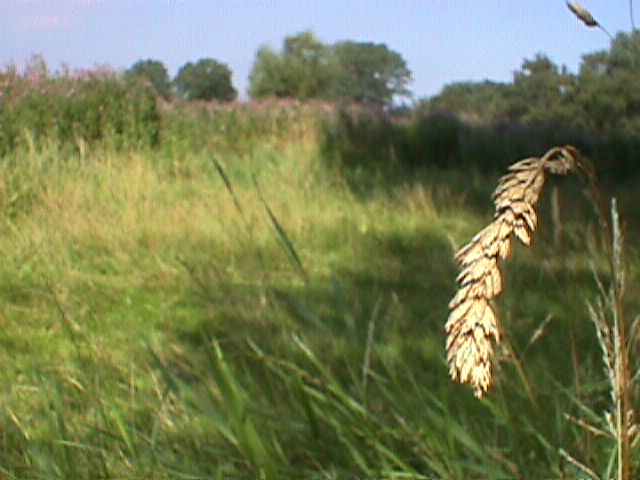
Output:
[253, 176, 308, 282]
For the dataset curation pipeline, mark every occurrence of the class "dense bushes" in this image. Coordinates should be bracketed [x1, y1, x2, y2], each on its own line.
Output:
[319, 105, 639, 180]
[160, 99, 326, 159]
[0, 71, 160, 155]
[319, 106, 402, 168]
[1, 64, 637, 182]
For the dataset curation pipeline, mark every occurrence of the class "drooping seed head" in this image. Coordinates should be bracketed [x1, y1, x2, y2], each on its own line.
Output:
[566, 1, 598, 27]
[445, 146, 584, 397]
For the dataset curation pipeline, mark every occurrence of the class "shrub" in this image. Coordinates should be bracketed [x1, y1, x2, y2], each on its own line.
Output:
[0, 72, 160, 154]
[319, 105, 405, 169]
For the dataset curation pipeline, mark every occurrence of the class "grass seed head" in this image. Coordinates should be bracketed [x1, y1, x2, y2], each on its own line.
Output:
[446, 146, 582, 397]
[567, 1, 599, 27]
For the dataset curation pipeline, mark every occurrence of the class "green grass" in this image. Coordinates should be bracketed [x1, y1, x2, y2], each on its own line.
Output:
[0, 105, 638, 478]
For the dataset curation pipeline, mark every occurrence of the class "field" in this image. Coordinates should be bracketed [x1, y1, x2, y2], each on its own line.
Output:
[0, 100, 638, 478]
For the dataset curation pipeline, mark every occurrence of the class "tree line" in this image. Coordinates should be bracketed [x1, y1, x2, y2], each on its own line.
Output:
[130, 28, 640, 140]
[9, 27, 640, 135]
[2, 29, 639, 178]
[127, 31, 411, 108]
[425, 30, 640, 137]
[317, 30, 640, 180]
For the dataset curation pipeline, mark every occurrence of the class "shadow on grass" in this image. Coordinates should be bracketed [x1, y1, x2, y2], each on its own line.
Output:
[147, 159, 640, 478]
[148, 224, 507, 477]
[169, 224, 454, 364]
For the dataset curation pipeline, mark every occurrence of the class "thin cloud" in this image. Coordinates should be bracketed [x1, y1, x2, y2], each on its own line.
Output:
[16, 13, 77, 32]
[11, 1, 103, 32]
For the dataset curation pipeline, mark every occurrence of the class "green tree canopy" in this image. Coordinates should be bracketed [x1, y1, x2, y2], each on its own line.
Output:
[332, 41, 412, 106]
[174, 59, 237, 101]
[576, 31, 640, 133]
[127, 59, 171, 99]
[605, 30, 640, 74]
[425, 81, 510, 123]
[508, 54, 578, 124]
[249, 31, 334, 100]
[248, 31, 412, 107]
[248, 46, 288, 98]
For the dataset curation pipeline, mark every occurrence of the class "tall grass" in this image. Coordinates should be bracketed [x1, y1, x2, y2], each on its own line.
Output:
[0, 70, 160, 155]
[320, 104, 640, 181]
[446, 142, 639, 479]
[0, 98, 637, 477]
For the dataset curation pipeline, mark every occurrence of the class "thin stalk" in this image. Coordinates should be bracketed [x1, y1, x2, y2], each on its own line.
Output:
[500, 325, 541, 416]
[610, 200, 631, 480]
[567, 1, 614, 40]
[581, 159, 631, 480]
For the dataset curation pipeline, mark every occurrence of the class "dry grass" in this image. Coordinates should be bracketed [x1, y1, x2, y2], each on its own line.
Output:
[445, 145, 585, 397]
[584, 200, 637, 480]
[446, 143, 638, 479]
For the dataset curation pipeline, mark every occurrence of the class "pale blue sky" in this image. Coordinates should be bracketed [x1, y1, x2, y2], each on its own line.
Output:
[1, 1, 630, 100]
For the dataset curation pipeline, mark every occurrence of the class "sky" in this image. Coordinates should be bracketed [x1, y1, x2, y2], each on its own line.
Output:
[1, 1, 631, 100]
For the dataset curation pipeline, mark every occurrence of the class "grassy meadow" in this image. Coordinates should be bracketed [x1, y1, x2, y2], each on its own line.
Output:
[0, 98, 638, 478]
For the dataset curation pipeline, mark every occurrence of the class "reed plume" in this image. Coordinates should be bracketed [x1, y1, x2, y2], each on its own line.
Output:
[445, 146, 584, 397]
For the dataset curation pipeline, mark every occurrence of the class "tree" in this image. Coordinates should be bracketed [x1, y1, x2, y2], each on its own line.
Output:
[282, 31, 335, 99]
[249, 31, 334, 100]
[606, 30, 640, 74]
[332, 41, 412, 107]
[576, 32, 640, 133]
[508, 54, 578, 124]
[249, 32, 412, 107]
[174, 59, 237, 101]
[127, 59, 171, 99]
[426, 80, 510, 121]
[248, 46, 288, 98]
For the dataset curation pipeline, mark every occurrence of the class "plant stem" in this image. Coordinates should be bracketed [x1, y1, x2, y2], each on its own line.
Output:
[610, 200, 631, 480]
[578, 160, 631, 480]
